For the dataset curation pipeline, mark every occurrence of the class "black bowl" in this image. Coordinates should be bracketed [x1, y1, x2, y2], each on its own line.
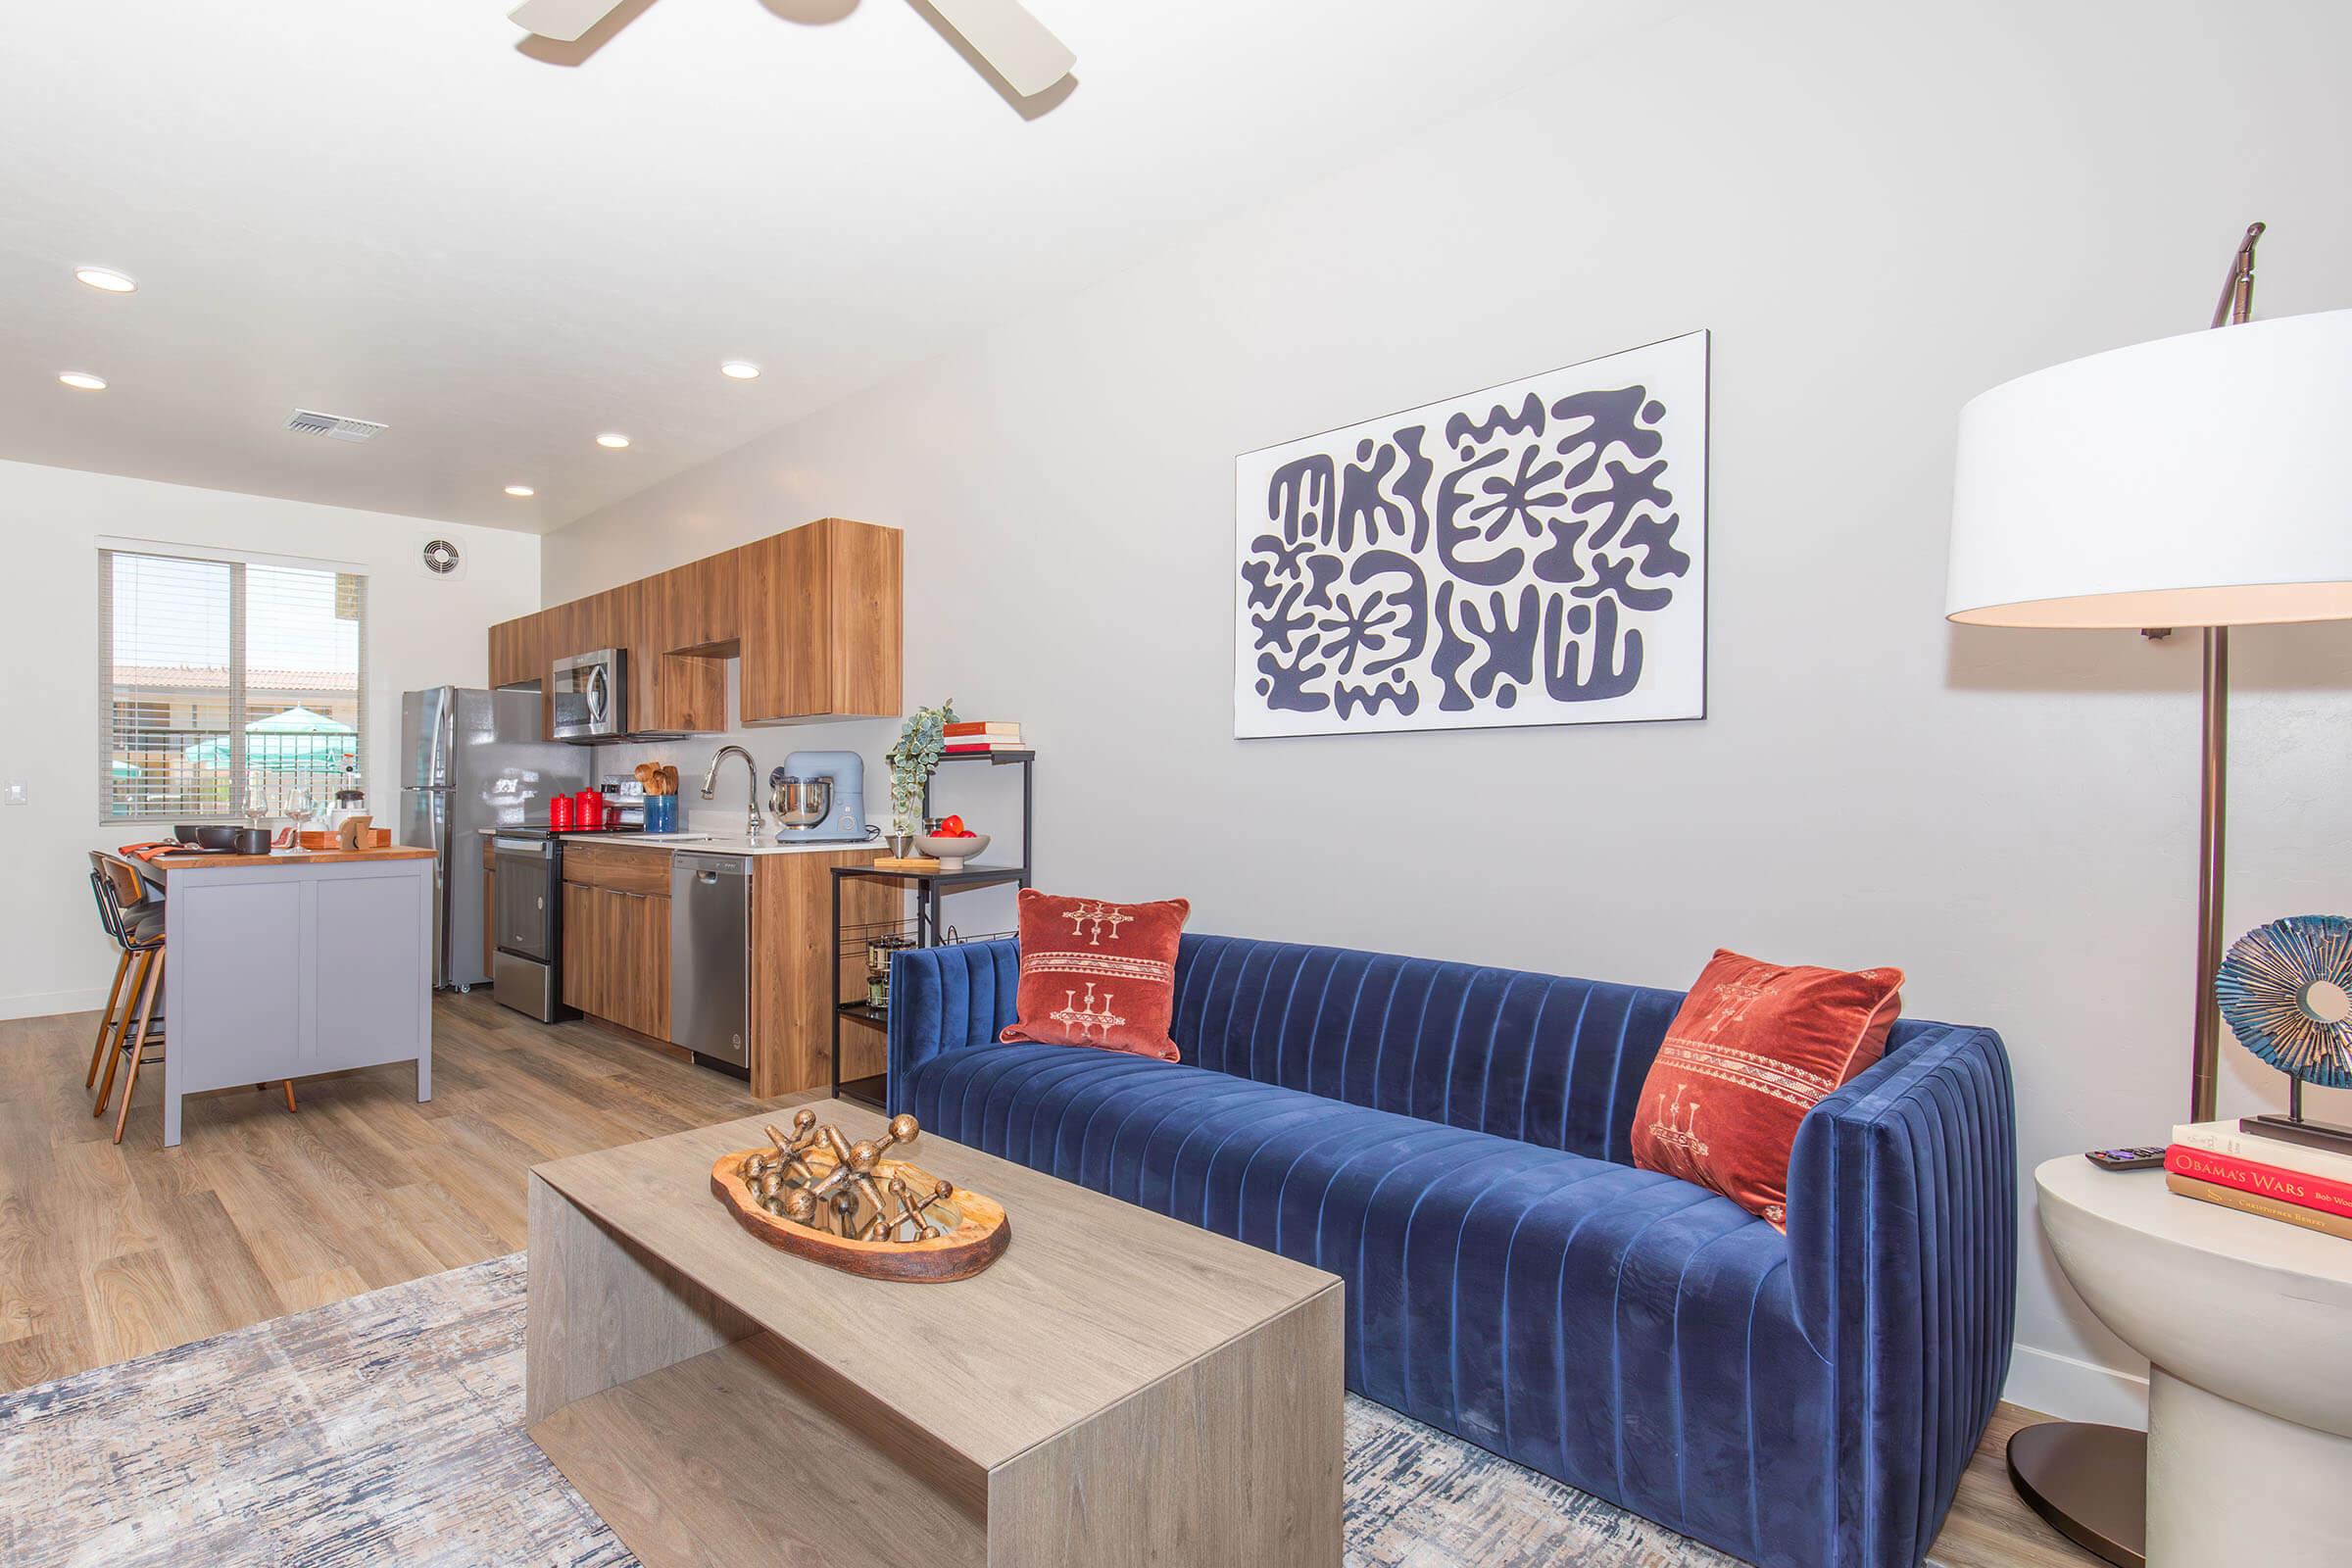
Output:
[172, 824, 203, 844]
[190, 825, 241, 851]
[231, 827, 271, 856]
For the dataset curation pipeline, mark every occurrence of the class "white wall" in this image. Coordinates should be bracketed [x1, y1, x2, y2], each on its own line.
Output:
[0, 459, 541, 1019]
[540, 0, 2352, 1424]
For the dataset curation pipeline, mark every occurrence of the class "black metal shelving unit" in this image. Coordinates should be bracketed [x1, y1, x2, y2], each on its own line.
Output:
[829, 750, 1034, 1108]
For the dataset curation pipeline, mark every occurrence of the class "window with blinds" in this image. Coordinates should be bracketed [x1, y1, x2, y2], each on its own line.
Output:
[99, 549, 368, 821]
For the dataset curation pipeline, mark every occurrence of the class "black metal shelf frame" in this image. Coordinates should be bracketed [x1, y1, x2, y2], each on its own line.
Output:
[828, 751, 1034, 1109]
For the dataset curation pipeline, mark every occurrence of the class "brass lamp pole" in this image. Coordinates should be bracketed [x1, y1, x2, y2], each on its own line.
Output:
[2179, 220, 2263, 1124]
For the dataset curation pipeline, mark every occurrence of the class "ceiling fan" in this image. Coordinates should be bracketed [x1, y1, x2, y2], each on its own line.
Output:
[508, 0, 1076, 97]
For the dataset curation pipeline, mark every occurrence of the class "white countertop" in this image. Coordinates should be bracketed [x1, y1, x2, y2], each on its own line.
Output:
[476, 826, 880, 858]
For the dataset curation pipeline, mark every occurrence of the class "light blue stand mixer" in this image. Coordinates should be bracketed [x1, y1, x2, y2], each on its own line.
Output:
[768, 751, 877, 844]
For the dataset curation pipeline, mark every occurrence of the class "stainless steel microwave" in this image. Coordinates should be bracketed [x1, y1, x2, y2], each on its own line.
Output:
[550, 648, 628, 742]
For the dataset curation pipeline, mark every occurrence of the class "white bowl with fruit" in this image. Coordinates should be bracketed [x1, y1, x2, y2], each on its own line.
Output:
[914, 816, 990, 872]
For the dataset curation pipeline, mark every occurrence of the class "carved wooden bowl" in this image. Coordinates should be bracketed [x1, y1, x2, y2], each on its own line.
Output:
[710, 1150, 1011, 1283]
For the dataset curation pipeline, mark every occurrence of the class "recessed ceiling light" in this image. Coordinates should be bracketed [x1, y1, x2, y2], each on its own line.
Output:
[596, 432, 631, 449]
[720, 361, 760, 380]
[505, 484, 536, 498]
[74, 267, 137, 294]
[59, 371, 108, 391]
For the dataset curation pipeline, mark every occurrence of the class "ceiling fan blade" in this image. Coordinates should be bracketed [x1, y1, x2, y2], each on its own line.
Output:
[508, 0, 630, 43]
[924, 0, 1076, 97]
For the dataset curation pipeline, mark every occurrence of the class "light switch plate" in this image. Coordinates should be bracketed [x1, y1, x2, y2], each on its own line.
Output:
[2, 781, 24, 806]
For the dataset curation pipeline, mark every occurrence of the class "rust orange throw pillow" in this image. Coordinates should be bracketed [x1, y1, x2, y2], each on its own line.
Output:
[1632, 949, 1904, 1230]
[1000, 890, 1190, 1061]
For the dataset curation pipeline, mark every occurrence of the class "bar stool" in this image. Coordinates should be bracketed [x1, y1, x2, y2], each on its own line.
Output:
[88, 854, 298, 1144]
[85, 855, 163, 1108]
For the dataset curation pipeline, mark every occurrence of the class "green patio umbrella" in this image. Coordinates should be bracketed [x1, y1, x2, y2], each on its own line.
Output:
[180, 706, 357, 773]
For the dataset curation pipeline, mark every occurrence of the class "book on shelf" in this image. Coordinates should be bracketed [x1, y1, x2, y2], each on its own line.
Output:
[944, 741, 1026, 754]
[2166, 1172, 2352, 1241]
[2172, 1118, 2352, 1184]
[943, 721, 1021, 737]
[2162, 1144, 2352, 1222]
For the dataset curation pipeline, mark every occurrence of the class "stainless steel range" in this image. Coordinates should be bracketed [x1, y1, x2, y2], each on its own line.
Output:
[489, 823, 641, 1022]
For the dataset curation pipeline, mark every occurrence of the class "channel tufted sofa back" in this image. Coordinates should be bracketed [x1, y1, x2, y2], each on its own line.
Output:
[1166, 933, 1682, 1163]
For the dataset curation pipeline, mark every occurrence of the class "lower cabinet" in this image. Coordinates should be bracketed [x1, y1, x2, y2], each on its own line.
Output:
[748, 851, 902, 1099]
[552, 845, 895, 1090]
[561, 884, 672, 1042]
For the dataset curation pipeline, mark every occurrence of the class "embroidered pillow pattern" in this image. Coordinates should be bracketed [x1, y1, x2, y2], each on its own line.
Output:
[1000, 891, 1190, 1061]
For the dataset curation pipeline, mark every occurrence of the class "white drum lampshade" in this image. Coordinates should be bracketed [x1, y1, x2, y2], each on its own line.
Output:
[1947, 308, 2352, 629]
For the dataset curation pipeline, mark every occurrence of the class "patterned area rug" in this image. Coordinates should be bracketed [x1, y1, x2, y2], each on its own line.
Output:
[0, 1254, 1738, 1567]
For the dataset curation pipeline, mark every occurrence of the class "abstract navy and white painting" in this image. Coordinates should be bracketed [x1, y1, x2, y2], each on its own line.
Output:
[1234, 331, 1708, 738]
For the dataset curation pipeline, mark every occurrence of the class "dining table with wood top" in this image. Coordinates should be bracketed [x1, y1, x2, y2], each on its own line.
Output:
[99, 845, 436, 1146]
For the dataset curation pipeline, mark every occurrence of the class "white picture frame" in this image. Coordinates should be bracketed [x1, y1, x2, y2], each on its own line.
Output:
[1234, 330, 1709, 738]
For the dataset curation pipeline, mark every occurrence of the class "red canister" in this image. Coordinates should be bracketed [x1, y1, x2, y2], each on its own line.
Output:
[579, 788, 607, 830]
[550, 792, 575, 830]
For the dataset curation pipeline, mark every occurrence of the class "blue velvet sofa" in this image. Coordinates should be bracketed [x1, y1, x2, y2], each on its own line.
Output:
[888, 932, 2016, 1568]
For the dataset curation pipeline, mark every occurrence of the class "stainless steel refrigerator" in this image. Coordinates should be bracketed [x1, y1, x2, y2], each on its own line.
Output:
[399, 687, 591, 991]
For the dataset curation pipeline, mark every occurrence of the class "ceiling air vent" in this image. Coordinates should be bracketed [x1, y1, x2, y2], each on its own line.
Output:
[285, 408, 388, 443]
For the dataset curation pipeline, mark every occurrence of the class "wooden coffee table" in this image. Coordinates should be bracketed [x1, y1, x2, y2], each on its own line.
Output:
[525, 1098, 1344, 1567]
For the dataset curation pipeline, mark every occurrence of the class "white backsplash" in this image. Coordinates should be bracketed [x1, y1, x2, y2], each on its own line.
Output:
[591, 661, 1028, 938]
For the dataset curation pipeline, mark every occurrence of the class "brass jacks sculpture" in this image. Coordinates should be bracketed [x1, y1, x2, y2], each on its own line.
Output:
[711, 1108, 1011, 1282]
[737, 1109, 956, 1241]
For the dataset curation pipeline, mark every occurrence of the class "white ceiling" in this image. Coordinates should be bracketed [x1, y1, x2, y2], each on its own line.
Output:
[1, 0, 1642, 533]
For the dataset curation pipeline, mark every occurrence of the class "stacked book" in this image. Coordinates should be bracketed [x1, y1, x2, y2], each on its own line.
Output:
[944, 721, 1024, 756]
[2167, 1120, 2352, 1241]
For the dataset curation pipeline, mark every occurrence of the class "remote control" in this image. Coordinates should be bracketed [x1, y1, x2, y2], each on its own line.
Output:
[2084, 1146, 2167, 1171]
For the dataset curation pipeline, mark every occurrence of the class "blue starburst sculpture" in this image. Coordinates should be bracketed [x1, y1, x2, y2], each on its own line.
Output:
[2215, 914, 2352, 1091]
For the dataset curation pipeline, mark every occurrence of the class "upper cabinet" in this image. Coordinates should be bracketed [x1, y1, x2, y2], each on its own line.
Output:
[646, 551, 742, 655]
[636, 552, 739, 733]
[487, 613, 544, 691]
[486, 518, 900, 738]
[741, 517, 903, 723]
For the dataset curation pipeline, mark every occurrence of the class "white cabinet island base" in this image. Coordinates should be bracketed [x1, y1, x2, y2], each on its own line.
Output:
[113, 847, 436, 1147]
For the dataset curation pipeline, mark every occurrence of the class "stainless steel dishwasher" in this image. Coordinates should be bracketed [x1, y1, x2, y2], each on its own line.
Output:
[670, 851, 752, 1071]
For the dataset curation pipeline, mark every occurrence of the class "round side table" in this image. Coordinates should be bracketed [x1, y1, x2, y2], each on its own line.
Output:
[2023, 1155, 2352, 1567]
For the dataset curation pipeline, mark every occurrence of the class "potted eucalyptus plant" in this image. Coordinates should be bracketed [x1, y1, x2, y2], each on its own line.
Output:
[885, 700, 956, 851]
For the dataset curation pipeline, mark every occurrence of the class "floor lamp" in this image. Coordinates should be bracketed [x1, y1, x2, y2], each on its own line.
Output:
[1945, 228, 2352, 1567]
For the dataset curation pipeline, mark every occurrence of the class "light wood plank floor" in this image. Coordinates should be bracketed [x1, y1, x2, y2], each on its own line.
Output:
[0, 991, 2100, 1566]
[0, 988, 770, 1389]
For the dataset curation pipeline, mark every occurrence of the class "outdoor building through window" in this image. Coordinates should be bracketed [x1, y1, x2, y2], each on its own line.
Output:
[99, 548, 367, 820]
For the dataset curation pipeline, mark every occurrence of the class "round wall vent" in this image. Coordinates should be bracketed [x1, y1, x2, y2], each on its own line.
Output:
[421, 538, 463, 576]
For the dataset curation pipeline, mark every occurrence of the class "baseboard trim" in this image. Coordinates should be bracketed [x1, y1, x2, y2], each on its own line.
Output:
[0, 988, 108, 1022]
[2003, 1343, 2150, 1430]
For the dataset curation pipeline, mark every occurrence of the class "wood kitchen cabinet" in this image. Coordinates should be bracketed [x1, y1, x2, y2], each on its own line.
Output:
[578, 584, 633, 662]
[560, 886, 671, 1040]
[749, 849, 900, 1098]
[645, 550, 741, 653]
[561, 846, 672, 1043]
[740, 518, 902, 723]
[490, 518, 901, 741]
[634, 556, 734, 734]
[545, 841, 892, 1093]
[488, 612, 546, 692]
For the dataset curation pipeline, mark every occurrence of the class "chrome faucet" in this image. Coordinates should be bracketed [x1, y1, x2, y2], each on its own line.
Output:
[701, 745, 762, 839]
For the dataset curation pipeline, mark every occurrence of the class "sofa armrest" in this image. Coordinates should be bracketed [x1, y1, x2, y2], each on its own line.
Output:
[1785, 1022, 2018, 1568]
[886, 939, 1020, 1114]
